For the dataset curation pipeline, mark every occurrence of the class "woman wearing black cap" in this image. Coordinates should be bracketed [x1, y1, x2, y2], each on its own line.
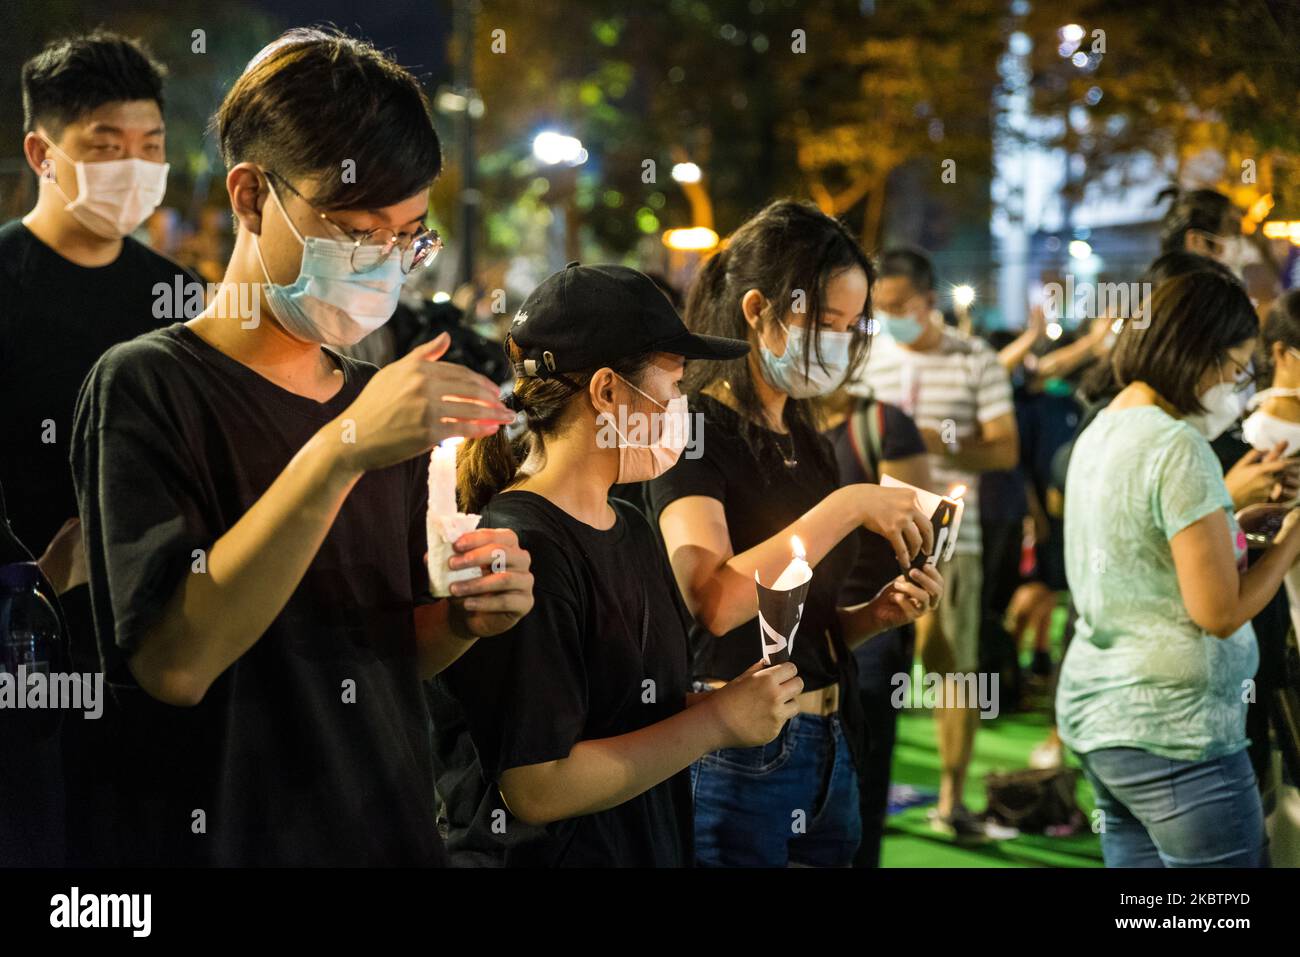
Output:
[431, 262, 896, 866]
[649, 201, 945, 867]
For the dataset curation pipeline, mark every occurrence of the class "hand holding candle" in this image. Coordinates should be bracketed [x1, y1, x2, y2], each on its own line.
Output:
[755, 535, 813, 665]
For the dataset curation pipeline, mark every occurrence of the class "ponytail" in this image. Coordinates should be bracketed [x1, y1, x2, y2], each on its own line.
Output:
[456, 340, 655, 513]
[458, 427, 525, 515]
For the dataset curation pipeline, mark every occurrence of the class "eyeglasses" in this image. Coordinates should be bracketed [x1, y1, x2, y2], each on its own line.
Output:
[265, 170, 442, 275]
[1223, 356, 1256, 394]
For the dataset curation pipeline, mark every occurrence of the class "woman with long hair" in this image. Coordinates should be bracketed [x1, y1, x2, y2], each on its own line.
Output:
[650, 201, 945, 867]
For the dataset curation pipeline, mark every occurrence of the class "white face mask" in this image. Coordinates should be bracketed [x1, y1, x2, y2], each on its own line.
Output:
[599, 373, 690, 483]
[42, 138, 169, 239]
[253, 177, 404, 346]
[1242, 384, 1300, 455]
[1185, 361, 1251, 440]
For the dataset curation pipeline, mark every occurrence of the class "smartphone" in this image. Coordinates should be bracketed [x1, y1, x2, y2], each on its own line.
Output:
[1236, 502, 1296, 547]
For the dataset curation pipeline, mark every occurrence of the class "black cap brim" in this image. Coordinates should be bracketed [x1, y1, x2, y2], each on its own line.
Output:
[655, 331, 750, 361]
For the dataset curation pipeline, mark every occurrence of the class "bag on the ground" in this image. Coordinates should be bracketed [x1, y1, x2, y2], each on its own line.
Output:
[984, 766, 1084, 834]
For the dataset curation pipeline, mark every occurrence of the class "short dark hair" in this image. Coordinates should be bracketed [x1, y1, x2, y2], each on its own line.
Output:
[21, 31, 166, 136]
[215, 27, 441, 212]
[1110, 270, 1258, 415]
[1157, 187, 1234, 254]
[878, 247, 935, 292]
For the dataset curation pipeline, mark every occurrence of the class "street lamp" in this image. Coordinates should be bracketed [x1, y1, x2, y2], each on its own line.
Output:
[671, 162, 702, 184]
[662, 227, 719, 252]
[532, 131, 588, 167]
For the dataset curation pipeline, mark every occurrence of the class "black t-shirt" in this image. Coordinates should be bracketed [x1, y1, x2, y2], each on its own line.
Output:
[0, 221, 198, 671]
[433, 491, 693, 867]
[70, 323, 445, 866]
[826, 398, 927, 488]
[0, 221, 195, 555]
[825, 398, 927, 610]
[648, 395, 860, 692]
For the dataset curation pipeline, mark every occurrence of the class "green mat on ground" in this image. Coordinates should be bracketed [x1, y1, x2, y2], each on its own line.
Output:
[881, 707, 1103, 867]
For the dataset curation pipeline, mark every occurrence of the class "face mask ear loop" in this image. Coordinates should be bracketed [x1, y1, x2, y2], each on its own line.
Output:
[614, 371, 668, 411]
[264, 175, 307, 246]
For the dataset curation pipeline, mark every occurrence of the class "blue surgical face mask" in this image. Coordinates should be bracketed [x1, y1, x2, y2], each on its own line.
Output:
[758, 319, 854, 398]
[253, 177, 404, 346]
[874, 310, 923, 344]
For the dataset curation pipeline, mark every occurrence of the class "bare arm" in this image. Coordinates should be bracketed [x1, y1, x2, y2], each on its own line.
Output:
[659, 485, 932, 638]
[878, 452, 931, 491]
[1170, 508, 1300, 638]
[500, 661, 801, 825]
[127, 431, 362, 706]
[921, 412, 1019, 473]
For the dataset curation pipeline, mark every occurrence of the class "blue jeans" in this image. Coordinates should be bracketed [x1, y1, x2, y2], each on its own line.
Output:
[1080, 747, 1267, 867]
[691, 712, 861, 867]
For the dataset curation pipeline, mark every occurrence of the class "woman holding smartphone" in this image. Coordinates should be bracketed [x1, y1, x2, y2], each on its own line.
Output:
[650, 201, 945, 867]
[1059, 270, 1300, 867]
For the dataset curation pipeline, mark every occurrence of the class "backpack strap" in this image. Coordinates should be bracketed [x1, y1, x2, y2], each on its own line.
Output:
[847, 398, 886, 484]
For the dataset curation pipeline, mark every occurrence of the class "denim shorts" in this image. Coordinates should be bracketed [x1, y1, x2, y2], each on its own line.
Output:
[1080, 746, 1267, 867]
[690, 711, 861, 867]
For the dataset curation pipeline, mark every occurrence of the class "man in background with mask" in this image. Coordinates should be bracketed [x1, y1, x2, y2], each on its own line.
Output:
[0, 30, 197, 864]
[847, 247, 1018, 841]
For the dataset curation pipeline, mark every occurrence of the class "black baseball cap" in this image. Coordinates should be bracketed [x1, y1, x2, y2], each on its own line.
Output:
[506, 261, 749, 378]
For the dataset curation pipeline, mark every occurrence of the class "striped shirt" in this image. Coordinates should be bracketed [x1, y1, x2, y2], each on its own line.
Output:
[847, 323, 1014, 554]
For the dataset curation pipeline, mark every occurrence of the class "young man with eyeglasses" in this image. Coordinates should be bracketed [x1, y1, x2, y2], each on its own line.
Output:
[69, 28, 533, 866]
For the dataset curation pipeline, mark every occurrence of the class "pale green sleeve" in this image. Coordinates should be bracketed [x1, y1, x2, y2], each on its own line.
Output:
[1151, 426, 1232, 541]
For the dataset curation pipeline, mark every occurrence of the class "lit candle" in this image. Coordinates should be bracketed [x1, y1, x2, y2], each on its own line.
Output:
[755, 535, 814, 665]
[426, 437, 483, 597]
[772, 535, 812, 591]
[429, 437, 463, 517]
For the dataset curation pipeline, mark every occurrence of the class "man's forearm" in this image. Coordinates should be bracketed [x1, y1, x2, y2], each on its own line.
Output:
[413, 599, 480, 679]
[934, 435, 1019, 473]
[128, 429, 363, 706]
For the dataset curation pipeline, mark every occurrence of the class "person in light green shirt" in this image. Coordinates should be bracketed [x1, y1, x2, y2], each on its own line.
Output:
[1059, 269, 1300, 867]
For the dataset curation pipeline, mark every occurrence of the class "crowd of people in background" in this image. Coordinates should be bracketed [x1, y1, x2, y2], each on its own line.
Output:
[2, 26, 1298, 870]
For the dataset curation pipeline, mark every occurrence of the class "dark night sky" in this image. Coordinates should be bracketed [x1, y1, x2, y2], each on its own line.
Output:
[243, 0, 453, 80]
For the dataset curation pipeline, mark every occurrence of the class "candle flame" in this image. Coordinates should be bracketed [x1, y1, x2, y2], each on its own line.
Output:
[791, 535, 806, 560]
[440, 436, 466, 450]
[949, 484, 967, 499]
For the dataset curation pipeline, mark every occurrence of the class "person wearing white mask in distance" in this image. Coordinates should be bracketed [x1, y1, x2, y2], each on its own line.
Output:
[2, 32, 192, 626]
[0, 30, 202, 867]
[432, 263, 807, 867]
[1059, 270, 1300, 868]
[68, 28, 532, 867]
[1241, 290, 1300, 636]
[847, 247, 1018, 841]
